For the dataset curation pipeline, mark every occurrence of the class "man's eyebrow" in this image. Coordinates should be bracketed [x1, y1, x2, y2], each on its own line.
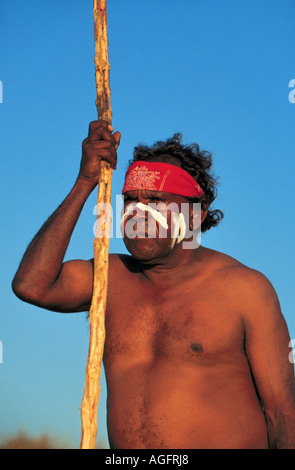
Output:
[123, 192, 137, 199]
[144, 191, 167, 198]
[123, 191, 167, 199]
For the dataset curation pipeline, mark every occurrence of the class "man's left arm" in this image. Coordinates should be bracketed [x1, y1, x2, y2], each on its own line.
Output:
[243, 271, 295, 449]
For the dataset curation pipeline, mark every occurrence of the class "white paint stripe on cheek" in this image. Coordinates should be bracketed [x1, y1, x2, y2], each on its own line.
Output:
[121, 202, 169, 230]
[170, 212, 186, 248]
[177, 213, 186, 244]
[171, 212, 180, 249]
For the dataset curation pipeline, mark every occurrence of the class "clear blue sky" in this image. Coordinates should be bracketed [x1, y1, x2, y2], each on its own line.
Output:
[1, 0, 295, 448]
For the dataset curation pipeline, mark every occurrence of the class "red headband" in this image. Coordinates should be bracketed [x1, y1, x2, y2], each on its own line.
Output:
[122, 161, 204, 197]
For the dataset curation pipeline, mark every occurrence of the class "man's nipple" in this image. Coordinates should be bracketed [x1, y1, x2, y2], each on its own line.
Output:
[190, 342, 203, 353]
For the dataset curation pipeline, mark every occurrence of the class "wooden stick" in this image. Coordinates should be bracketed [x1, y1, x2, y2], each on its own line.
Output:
[80, 0, 112, 449]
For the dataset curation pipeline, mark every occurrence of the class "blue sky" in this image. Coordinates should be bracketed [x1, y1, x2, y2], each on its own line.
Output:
[1, 0, 295, 448]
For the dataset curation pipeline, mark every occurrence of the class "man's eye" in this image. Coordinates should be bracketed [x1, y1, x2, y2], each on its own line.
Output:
[150, 197, 163, 202]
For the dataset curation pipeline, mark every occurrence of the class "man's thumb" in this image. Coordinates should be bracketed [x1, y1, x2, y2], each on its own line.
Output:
[113, 131, 121, 147]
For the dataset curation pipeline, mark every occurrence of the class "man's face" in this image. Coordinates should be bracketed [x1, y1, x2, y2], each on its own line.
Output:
[121, 189, 191, 263]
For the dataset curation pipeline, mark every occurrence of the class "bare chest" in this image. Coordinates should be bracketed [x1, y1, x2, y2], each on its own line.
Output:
[104, 277, 245, 366]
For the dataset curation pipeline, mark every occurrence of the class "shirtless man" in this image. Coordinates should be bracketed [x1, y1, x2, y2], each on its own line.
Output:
[12, 120, 295, 449]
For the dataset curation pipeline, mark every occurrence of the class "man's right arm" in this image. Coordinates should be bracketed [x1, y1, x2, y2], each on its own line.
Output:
[12, 120, 121, 313]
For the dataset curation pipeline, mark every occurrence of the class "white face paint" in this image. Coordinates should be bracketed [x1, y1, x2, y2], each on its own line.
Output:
[121, 201, 187, 248]
[171, 212, 186, 248]
[121, 202, 168, 230]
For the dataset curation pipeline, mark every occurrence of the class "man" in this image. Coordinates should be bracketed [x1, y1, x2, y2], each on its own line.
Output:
[12, 120, 295, 449]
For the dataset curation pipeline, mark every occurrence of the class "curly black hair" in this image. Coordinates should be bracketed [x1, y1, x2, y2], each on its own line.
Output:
[129, 133, 224, 232]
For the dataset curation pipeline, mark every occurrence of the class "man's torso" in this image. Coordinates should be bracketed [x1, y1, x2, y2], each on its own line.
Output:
[103, 248, 268, 449]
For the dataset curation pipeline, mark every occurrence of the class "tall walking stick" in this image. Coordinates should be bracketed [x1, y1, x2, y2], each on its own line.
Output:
[80, 0, 112, 449]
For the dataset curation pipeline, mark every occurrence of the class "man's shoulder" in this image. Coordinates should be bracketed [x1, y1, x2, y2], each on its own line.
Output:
[204, 247, 278, 301]
[202, 248, 281, 325]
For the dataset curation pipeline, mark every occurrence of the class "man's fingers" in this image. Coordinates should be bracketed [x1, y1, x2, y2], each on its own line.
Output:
[88, 126, 113, 143]
[83, 120, 120, 170]
[113, 131, 121, 149]
[84, 140, 118, 168]
[88, 120, 114, 139]
[92, 148, 117, 168]
[87, 140, 117, 158]
[88, 119, 113, 132]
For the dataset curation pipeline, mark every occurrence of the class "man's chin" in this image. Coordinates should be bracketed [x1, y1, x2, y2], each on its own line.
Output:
[123, 237, 166, 262]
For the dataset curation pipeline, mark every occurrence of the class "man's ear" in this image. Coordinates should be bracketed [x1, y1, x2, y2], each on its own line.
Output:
[189, 203, 208, 231]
